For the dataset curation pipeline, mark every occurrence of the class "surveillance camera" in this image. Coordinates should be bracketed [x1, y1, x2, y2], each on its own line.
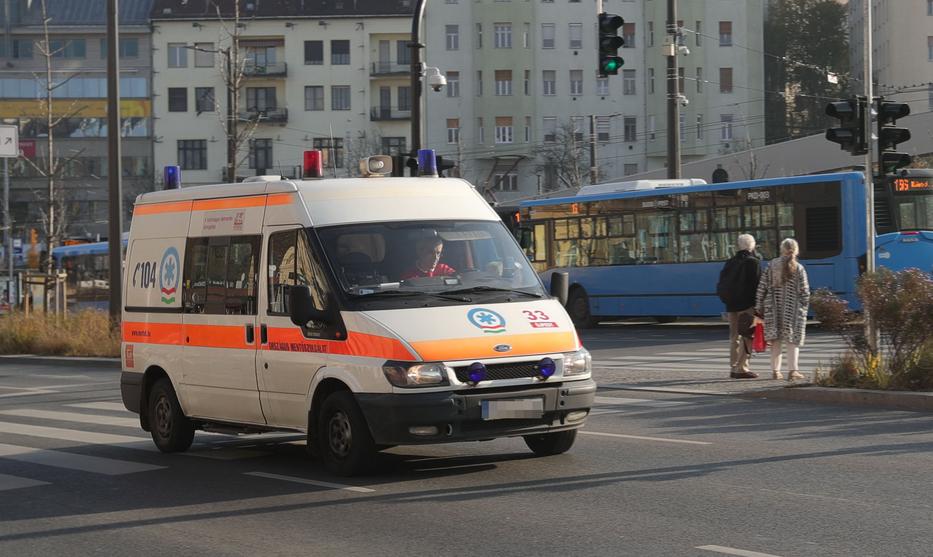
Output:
[425, 67, 446, 92]
[678, 95, 689, 107]
[678, 45, 690, 56]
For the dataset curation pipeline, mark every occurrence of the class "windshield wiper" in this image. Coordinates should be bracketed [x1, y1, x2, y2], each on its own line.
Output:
[445, 286, 543, 298]
[349, 290, 472, 302]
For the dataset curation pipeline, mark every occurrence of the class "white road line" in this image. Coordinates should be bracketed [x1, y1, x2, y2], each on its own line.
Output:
[182, 448, 270, 461]
[0, 409, 141, 428]
[580, 430, 711, 445]
[697, 545, 784, 557]
[0, 473, 49, 491]
[244, 471, 375, 493]
[594, 396, 688, 407]
[0, 443, 164, 475]
[0, 421, 150, 446]
[67, 402, 128, 412]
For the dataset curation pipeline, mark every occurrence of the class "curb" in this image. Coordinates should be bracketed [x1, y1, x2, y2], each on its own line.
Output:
[739, 385, 933, 413]
[0, 355, 121, 368]
[598, 383, 787, 397]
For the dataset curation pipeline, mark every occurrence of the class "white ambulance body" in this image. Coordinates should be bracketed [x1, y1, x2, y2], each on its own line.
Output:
[121, 174, 595, 475]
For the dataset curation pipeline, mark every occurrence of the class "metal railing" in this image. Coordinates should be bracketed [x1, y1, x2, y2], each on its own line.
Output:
[369, 107, 411, 121]
[243, 62, 287, 77]
[370, 61, 410, 75]
[238, 107, 288, 123]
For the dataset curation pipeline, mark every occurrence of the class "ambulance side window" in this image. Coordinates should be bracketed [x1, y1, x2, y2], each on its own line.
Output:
[183, 235, 260, 315]
[268, 230, 330, 315]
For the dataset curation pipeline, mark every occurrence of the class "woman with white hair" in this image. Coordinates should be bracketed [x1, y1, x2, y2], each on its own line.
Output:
[755, 238, 810, 381]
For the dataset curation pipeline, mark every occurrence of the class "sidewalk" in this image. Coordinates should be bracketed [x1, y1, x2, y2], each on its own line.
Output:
[593, 364, 797, 396]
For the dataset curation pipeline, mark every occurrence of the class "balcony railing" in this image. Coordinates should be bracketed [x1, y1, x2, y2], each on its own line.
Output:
[239, 107, 288, 123]
[370, 107, 411, 121]
[370, 61, 409, 76]
[243, 62, 287, 77]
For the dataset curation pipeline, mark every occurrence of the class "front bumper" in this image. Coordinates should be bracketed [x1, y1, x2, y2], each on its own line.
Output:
[356, 378, 597, 445]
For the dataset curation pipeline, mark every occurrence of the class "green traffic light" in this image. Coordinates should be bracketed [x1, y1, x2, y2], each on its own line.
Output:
[605, 60, 622, 71]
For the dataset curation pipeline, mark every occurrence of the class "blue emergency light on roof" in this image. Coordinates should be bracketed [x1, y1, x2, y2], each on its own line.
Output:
[417, 149, 438, 177]
[163, 165, 181, 190]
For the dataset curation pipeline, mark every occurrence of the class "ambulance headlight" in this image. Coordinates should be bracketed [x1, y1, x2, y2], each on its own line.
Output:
[562, 348, 592, 377]
[383, 361, 451, 387]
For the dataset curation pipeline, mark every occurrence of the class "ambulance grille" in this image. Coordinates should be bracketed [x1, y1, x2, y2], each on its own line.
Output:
[454, 362, 540, 382]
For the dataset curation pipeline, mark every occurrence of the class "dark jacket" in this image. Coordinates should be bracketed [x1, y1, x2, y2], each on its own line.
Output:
[723, 250, 761, 312]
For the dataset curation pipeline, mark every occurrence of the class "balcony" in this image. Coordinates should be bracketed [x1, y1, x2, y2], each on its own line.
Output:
[370, 107, 411, 121]
[238, 107, 288, 123]
[243, 62, 287, 77]
[370, 61, 409, 76]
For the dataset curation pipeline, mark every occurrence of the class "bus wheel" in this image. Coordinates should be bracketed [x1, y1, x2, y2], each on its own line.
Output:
[317, 391, 375, 477]
[653, 316, 678, 324]
[148, 378, 195, 453]
[567, 289, 597, 329]
[524, 430, 577, 456]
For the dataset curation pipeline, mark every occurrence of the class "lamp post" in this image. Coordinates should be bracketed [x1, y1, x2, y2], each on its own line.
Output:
[409, 0, 427, 161]
[106, 0, 123, 322]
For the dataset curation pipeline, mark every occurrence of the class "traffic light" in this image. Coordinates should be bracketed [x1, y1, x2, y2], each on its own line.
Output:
[436, 155, 456, 177]
[597, 13, 624, 77]
[825, 97, 867, 156]
[876, 98, 912, 174]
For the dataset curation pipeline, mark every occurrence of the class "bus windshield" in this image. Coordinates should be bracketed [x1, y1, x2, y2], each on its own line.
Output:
[894, 193, 932, 231]
[316, 220, 546, 305]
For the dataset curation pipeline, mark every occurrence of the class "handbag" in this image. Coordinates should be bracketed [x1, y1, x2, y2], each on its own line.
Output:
[752, 323, 767, 352]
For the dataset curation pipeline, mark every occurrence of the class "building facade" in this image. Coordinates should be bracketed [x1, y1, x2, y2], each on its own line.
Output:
[0, 0, 154, 243]
[150, 0, 414, 187]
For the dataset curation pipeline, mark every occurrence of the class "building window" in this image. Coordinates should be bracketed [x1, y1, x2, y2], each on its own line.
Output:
[194, 42, 214, 67]
[246, 87, 277, 111]
[168, 43, 187, 68]
[304, 86, 324, 111]
[446, 71, 460, 97]
[398, 86, 411, 111]
[569, 23, 582, 49]
[720, 114, 734, 141]
[596, 74, 609, 96]
[494, 23, 512, 48]
[542, 70, 556, 95]
[570, 70, 583, 96]
[476, 70, 483, 96]
[477, 117, 484, 144]
[447, 118, 460, 144]
[623, 117, 637, 142]
[570, 117, 584, 142]
[524, 116, 531, 142]
[523, 23, 530, 48]
[382, 137, 407, 155]
[928, 84, 933, 111]
[929, 36, 933, 60]
[929, 0, 933, 15]
[495, 70, 513, 96]
[476, 23, 483, 48]
[51, 38, 86, 59]
[493, 174, 518, 192]
[312, 138, 344, 168]
[695, 21, 702, 46]
[331, 86, 351, 110]
[622, 69, 636, 95]
[304, 40, 323, 65]
[495, 116, 513, 144]
[397, 40, 411, 65]
[168, 88, 187, 112]
[10, 39, 32, 59]
[648, 68, 655, 94]
[647, 22, 654, 47]
[178, 140, 207, 170]
[195, 87, 214, 113]
[648, 115, 656, 140]
[249, 138, 273, 170]
[624, 163, 638, 176]
[696, 67, 703, 93]
[697, 114, 704, 140]
[524, 69, 531, 95]
[719, 67, 733, 93]
[719, 21, 732, 46]
[446, 25, 460, 50]
[100, 37, 139, 58]
[622, 22, 635, 47]
[543, 116, 557, 142]
[331, 40, 350, 64]
[596, 116, 610, 141]
[680, 113, 686, 142]
[541, 23, 555, 49]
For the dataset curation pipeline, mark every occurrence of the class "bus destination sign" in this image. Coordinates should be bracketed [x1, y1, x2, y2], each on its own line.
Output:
[893, 176, 932, 193]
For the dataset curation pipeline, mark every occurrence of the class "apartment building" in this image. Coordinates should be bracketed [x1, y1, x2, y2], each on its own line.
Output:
[150, 0, 414, 186]
[0, 0, 154, 242]
[849, 0, 933, 116]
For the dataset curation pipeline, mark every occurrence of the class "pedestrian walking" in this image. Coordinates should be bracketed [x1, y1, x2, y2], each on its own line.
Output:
[755, 238, 810, 381]
[716, 234, 761, 379]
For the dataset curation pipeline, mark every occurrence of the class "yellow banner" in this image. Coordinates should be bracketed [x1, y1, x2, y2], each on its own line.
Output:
[0, 99, 151, 118]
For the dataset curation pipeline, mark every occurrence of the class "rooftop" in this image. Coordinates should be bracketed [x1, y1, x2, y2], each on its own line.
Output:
[150, 0, 413, 19]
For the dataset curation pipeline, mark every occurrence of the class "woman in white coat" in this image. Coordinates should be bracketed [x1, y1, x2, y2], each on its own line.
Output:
[755, 238, 810, 381]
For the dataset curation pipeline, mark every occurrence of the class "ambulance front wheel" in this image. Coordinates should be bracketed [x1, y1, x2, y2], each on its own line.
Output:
[523, 429, 577, 456]
[318, 391, 376, 477]
[148, 377, 195, 453]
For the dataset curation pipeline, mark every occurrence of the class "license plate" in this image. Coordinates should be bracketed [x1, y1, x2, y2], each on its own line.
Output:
[481, 397, 544, 420]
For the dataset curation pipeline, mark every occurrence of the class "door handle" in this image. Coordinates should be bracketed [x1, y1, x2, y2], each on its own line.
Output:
[245, 324, 255, 345]
[260, 324, 268, 344]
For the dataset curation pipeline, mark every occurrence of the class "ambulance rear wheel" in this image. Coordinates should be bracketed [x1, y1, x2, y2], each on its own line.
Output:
[317, 391, 375, 477]
[523, 429, 577, 456]
[148, 378, 195, 453]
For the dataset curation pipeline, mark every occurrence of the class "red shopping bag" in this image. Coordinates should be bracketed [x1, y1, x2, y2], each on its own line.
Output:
[752, 323, 767, 353]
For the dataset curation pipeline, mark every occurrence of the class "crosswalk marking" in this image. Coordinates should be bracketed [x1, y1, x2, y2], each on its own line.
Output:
[594, 396, 688, 407]
[67, 402, 128, 412]
[0, 409, 141, 429]
[244, 471, 375, 493]
[580, 430, 712, 445]
[0, 473, 49, 491]
[0, 443, 165, 475]
[0, 421, 151, 447]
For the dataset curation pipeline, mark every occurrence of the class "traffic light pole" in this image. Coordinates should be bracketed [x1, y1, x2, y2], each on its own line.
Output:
[666, 0, 681, 179]
[862, 0, 877, 352]
[106, 0, 123, 323]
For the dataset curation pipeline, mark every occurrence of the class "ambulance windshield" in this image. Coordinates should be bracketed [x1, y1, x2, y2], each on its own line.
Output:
[316, 220, 545, 303]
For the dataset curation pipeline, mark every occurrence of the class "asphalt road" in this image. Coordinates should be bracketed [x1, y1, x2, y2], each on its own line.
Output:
[0, 330, 931, 557]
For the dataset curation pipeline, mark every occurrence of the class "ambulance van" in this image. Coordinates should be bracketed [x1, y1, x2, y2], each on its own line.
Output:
[121, 158, 596, 475]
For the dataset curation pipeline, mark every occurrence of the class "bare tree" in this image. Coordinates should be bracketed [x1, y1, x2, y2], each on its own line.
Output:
[534, 121, 589, 193]
[726, 140, 771, 180]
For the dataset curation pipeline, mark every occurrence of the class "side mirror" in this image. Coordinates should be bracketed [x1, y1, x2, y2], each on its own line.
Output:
[289, 285, 331, 327]
[550, 272, 569, 306]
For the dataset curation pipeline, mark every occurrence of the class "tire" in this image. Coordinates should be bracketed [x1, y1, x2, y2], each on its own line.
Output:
[567, 289, 597, 329]
[317, 391, 376, 477]
[148, 377, 195, 453]
[653, 316, 678, 324]
[523, 429, 578, 456]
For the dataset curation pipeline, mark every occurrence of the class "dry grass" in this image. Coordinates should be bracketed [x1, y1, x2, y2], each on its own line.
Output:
[0, 310, 120, 357]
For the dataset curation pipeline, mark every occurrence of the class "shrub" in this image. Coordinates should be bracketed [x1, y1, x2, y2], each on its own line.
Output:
[0, 310, 120, 357]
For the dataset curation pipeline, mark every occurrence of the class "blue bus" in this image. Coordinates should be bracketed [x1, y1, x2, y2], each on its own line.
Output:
[518, 171, 932, 327]
[51, 236, 128, 311]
